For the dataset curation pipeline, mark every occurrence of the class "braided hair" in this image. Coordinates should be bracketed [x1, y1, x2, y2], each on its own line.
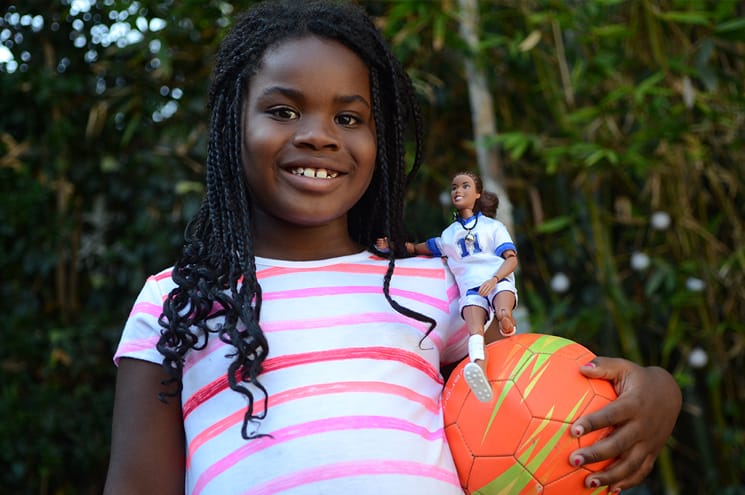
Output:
[157, 0, 434, 439]
[456, 170, 500, 219]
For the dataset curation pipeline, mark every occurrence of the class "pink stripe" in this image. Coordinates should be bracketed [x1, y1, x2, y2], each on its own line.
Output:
[192, 416, 446, 495]
[181, 311, 443, 374]
[151, 269, 173, 281]
[263, 285, 450, 313]
[129, 301, 163, 319]
[244, 460, 460, 495]
[113, 336, 159, 363]
[257, 263, 445, 280]
[262, 311, 427, 332]
[261, 312, 444, 352]
[391, 287, 451, 313]
[186, 380, 440, 467]
[444, 322, 469, 352]
[183, 347, 441, 419]
[446, 281, 459, 302]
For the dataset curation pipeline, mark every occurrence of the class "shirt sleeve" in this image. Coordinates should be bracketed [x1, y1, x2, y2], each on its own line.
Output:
[113, 273, 169, 366]
[425, 237, 444, 257]
[493, 222, 517, 257]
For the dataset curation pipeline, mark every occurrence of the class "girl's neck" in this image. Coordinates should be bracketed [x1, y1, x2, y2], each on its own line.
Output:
[251, 213, 363, 261]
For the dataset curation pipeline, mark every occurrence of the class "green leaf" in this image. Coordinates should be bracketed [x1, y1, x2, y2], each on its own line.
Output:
[657, 11, 710, 26]
[536, 216, 573, 234]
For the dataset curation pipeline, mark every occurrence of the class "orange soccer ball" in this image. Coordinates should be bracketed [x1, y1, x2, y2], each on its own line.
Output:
[442, 333, 618, 495]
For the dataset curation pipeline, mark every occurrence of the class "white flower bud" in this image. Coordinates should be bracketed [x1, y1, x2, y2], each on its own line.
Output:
[550, 272, 570, 293]
[688, 347, 708, 369]
[630, 251, 650, 271]
[686, 277, 705, 292]
[651, 211, 671, 230]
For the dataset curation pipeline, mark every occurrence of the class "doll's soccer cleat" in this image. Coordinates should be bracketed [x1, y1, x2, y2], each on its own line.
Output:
[463, 362, 493, 402]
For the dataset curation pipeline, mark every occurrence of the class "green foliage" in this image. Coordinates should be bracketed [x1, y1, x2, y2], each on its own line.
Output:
[2, 0, 744, 493]
[1, 1, 233, 492]
[387, 1, 745, 493]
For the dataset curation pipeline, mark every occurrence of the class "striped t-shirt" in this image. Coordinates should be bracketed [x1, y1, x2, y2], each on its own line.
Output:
[115, 251, 469, 494]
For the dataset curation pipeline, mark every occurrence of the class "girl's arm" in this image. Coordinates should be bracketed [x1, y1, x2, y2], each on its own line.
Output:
[104, 358, 186, 495]
[569, 357, 682, 492]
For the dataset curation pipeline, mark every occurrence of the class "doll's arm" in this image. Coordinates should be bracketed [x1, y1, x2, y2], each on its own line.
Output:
[405, 241, 432, 255]
[478, 249, 517, 296]
[375, 237, 432, 256]
[569, 357, 681, 492]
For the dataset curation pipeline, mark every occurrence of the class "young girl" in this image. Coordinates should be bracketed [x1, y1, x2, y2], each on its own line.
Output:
[104, 2, 681, 494]
[383, 171, 518, 403]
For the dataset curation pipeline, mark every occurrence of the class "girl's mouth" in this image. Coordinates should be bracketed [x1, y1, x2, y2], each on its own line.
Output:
[290, 167, 340, 179]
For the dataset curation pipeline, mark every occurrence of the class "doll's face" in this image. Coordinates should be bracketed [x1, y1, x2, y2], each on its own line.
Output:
[451, 174, 480, 211]
[241, 35, 377, 230]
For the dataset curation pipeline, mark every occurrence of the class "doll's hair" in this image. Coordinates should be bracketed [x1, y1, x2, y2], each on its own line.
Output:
[456, 171, 499, 218]
[157, 0, 433, 439]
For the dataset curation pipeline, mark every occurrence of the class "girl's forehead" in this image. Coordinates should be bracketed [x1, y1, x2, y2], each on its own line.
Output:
[260, 34, 365, 70]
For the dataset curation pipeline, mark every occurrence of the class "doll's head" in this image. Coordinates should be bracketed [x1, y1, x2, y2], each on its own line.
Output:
[453, 171, 499, 218]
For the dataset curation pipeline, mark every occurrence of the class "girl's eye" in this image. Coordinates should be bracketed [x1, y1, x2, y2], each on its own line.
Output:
[268, 107, 299, 120]
[335, 113, 361, 127]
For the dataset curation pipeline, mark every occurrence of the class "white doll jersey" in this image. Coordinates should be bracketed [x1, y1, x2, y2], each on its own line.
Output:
[114, 251, 468, 495]
[425, 213, 517, 300]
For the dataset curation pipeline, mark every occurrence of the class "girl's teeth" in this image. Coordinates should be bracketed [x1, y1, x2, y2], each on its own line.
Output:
[292, 167, 338, 179]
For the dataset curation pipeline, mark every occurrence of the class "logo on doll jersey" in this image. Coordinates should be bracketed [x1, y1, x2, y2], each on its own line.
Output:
[457, 234, 482, 258]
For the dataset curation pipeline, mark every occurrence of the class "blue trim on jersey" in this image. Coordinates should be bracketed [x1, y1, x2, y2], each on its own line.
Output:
[426, 238, 442, 257]
[494, 242, 517, 258]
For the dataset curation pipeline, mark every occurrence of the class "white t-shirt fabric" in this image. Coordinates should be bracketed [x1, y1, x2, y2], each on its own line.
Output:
[114, 251, 468, 495]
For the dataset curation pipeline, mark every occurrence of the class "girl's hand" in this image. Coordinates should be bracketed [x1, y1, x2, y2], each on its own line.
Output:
[568, 357, 681, 492]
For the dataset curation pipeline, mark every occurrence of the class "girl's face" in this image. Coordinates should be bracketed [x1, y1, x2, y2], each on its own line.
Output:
[451, 174, 480, 212]
[242, 35, 377, 242]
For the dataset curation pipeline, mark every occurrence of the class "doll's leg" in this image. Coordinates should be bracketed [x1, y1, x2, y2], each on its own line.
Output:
[462, 305, 493, 402]
[494, 290, 517, 337]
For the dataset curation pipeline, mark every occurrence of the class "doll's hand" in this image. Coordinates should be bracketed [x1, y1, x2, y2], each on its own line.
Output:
[375, 237, 390, 252]
[478, 278, 497, 296]
[568, 357, 681, 492]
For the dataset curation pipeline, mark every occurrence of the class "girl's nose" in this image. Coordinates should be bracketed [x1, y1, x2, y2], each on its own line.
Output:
[292, 116, 339, 150]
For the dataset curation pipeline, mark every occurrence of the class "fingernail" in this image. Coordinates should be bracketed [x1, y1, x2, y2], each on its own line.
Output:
[573, 425, 584, 436]
[589, 479, 600, 488]
[582, 361, 596, 369]
[572, 455, 584, 467]
[611, 489, 622, 494]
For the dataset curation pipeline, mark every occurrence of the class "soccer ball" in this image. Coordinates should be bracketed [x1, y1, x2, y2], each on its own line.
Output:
[442, 333, 617, 494]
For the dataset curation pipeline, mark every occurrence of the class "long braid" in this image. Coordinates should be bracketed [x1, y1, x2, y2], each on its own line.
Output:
[158, 0, 436, 439]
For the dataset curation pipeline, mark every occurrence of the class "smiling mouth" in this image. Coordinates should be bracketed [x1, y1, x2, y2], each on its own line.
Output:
[290, 167, 339, 179]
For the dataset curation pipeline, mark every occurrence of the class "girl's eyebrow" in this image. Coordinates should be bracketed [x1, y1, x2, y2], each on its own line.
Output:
[259, 85, 370, 108]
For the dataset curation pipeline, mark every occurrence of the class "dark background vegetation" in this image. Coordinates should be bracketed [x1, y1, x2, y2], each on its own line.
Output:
[1, 1, 743, 494]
